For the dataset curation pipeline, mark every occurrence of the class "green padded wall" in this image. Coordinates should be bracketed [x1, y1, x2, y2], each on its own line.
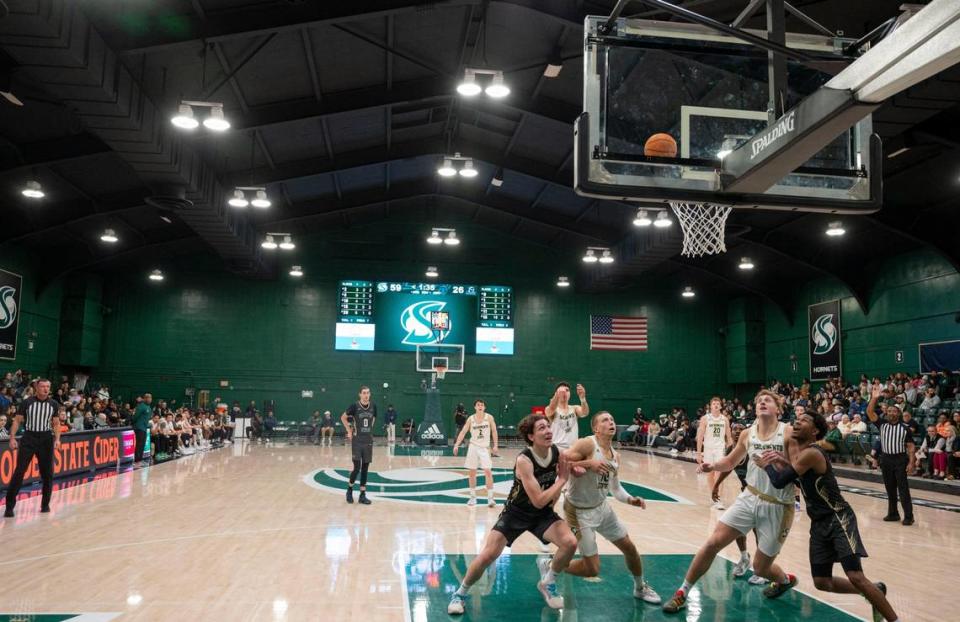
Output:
[0, 248, 63, 375]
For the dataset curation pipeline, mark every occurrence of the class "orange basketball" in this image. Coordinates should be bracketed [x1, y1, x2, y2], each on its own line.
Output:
[644, 133, 678, 158]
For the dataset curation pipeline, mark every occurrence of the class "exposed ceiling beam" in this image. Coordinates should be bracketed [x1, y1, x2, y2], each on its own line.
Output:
[668, 258, 794, 321]
[0, 133, 113, 174]
[221, 136, 571, 189]
[0, 188, 149, 244]
[232, 76, 578, 134]
[258, 179, 617, 244]
[112, 1, 587, 56]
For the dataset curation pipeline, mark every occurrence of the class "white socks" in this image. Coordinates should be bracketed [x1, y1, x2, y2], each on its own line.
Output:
[680, 580, 694, 594]
[633, 574, 645, 588]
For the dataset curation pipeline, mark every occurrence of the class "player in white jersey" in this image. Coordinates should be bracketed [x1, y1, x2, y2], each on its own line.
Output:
[663, 390, 799, 614]
[697, 396, 733, 510]
[562, 411, 662, 604]
[545, 382, 589, 450]
[453, 399, 499, 508]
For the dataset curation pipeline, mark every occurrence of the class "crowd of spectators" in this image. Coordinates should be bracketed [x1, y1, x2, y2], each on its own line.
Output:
[631, 370, 960, 480]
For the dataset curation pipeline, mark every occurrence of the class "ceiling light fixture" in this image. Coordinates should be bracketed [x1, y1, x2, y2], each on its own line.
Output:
[425, 266, 439, 278]
[582, 249, 598, 263]
[485, 72, 510, 98]
[289, 265, 303, 277]
[437, 153, 477, 179]
[437, 158, 457, 177]
[427, 230, 443, 244]
[261, 234, 278, 250]
[456, 70, 482, 96]
[443, 230, 460, 246]
[171, 104, 199, 129]
[250, 189, 271, 209]
[21, 180, 44, 199]
[228, 189, 249, 208]
[738, 257, 755, 270]
[278, 235, 295, 250]
[556, 276, 571, 287]
[633, 209, 652, 227]
[148, 269, 164, 282]
[599, 249, 615, 264]
[682, 286, 696, 298]
[544, 49, 564, 78]
[100, 228, 118, 243]
[203, 105, 230, 131]
[490, 168, 504, 187]
[458, 68, 510, 98]
[653, 210, 672, 228]
[458, 160, 478, 178]
[825, 221, 846, 236]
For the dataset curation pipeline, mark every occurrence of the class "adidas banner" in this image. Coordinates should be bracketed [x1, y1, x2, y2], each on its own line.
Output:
[416, 422, 447, 445]
[0, 268, 22, 361]
[808, 299, 842, 381]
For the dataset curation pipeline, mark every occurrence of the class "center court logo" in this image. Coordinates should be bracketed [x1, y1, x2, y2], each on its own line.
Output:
[303, 466, 691, 506]
[811, 313, 837, 355]
[0, 285, 17, 329]
[401, 301, 449, 345]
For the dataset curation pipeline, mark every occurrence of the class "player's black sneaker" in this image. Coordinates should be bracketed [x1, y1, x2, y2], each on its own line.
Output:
[346, 487, 354, 504]
[763, 574, 797, 599]
[359, 492, 372, 505]
[882, 514, 900, 522]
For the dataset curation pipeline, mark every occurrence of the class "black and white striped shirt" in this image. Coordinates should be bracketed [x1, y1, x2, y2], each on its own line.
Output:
[872, 418, 913, 455]
[18, 397, 58, 432]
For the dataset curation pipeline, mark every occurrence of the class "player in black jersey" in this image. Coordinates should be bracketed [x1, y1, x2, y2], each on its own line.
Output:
[448, 414, 577, 615]
[758, 412, 900, 622]
[341, 386, 377, 505]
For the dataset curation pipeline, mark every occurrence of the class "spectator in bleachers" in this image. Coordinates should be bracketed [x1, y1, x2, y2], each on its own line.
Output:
[901, 410, 920, 437]
[849, 414, 867, 435]
[920, 387, 941, 411]
[264, 410, 277, 440]
[837, 415, 853, 437]
[936, 413, 952, 439]
[0, 414, 8, 439]
[917, 426, 941, 478]
[645, 418, 660, 447]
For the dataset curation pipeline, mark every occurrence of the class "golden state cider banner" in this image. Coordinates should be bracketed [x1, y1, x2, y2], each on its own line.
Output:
[0, 428, 133, 490]
[0, 268, 22, 360]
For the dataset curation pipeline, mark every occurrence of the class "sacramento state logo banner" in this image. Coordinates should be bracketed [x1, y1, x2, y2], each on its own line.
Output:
[0, 268, 22, 361]
[808, 299, 841, 381]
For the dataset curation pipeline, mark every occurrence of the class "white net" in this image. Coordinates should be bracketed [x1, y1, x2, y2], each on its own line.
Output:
[433, 366, 447, 380]
[669, 201, 733, 257]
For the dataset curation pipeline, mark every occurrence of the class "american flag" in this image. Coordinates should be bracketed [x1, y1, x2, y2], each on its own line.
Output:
[590, 315, 648, 351]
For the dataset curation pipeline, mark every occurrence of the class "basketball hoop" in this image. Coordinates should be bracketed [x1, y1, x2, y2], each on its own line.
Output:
[669, 201, 733, 257]
[433, 365, 447, 380]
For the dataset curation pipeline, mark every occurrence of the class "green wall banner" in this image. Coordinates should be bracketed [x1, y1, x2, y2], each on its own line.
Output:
[809, 299, 842, 380]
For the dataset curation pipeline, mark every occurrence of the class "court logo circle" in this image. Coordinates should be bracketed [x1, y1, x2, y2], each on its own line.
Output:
[302, 466, 690, 505]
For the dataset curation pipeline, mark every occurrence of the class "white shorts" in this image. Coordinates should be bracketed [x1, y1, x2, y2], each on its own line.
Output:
[702, 446, 725, 464]
[563, 499, 629, 557]
[465, 445, 492, 470]
[719, 489, 795, 557]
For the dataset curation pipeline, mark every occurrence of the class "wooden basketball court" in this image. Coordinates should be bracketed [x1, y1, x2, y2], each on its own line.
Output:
[1, 442, 952, 621]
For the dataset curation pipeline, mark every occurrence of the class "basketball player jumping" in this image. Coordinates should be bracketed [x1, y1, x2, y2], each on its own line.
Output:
[662, 390, 799, 613]
[710, 423, 761, 582]
[697, 397, 733, 509]
[562, 411, 662, 604]
[452, 399, 499, 507]
[342, 386, 376, 505]
[545, 382, 589, 450]
[758, 411, 901, 622]
[448, 415, 577, 615]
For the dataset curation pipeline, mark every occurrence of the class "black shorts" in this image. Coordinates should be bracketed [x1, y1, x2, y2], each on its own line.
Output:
[352, 442, 373, 463]
[809, 509, 867, 575]
[492, 508, 562, 546]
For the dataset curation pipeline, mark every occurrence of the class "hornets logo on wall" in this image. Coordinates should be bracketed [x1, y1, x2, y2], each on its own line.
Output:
[401, 300, 450, 345]
[0, 285, 17, 330]
[811, 313, 837, 355]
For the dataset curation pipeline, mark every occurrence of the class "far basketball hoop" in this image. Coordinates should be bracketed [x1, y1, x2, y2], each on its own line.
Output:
[433, 364, 448, 380]
[669, 201, 733, 257]
[416, 344, 464, 388]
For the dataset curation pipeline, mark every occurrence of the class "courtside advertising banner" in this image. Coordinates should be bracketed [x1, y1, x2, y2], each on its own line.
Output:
[809, 299, 842, 381]
[0, 268, 22, 360]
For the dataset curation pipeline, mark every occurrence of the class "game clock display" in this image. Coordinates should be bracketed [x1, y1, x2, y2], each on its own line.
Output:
[335, 281, 514, 354]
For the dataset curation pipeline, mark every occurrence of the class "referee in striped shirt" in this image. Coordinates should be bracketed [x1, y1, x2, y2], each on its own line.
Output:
[4, 378, 61, 518]
[866, 383, 915, 526]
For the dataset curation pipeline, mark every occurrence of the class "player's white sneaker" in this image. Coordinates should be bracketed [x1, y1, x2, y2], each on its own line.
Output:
[633, 581, 662, 604]
[733, 553, 751, 577]
[466, 496, 477, 507]
[711, 500, 725, 510]
[538, 580, 564, 610]
[539, 541, 552, 553]
[447, 593, 467, 615]
[748, 572, 768, 585]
